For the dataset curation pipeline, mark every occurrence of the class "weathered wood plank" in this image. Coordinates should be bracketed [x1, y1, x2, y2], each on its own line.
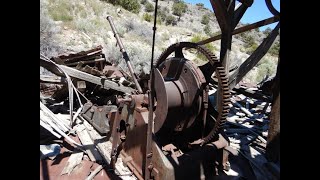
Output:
[40, 75, 65, 83]
[197, 16, 279, 46]
[82, 120, 136, 180]
[210, 0, 229, 32]
[58, 65, 134, 94]
[266, 57, 280, 163]
[85, 165, 104, 180]
[60, 151, 84, 175]
[76, 124, 103, 162]
[40, 120, 62, 139]
[40, 102, 70, 132]
[40, 108, 81, 147]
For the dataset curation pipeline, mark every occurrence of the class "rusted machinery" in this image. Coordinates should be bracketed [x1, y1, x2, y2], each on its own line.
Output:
[106, 13, 232, 178]
[104, 0, 280, 179]
[103, 0, 280, 179]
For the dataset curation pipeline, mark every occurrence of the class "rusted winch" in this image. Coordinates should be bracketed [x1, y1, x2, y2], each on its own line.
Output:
[154, 57, 205, 133]
[109, 42, 231, 180]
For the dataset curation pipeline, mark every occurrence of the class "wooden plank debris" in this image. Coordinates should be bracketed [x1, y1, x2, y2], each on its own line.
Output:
[40, 101, 70, 132]
[40, 120, 62, 139]
[85, 165, 104, 180]
[76, 124, 102, 162]
[58, 65, 134, 94]
[61, 151, 84, 175]
[82, 119, 136, 180]
[40, 109, 81, 147]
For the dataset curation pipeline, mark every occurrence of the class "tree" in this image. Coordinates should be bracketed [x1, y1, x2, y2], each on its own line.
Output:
[204, 24, 212, 36]
[166, 15, 176, 25]
[263, 27, 272, 35]
[172, 1, 187, 19]
[106, 0, 141, 14]
[143, 13, 152, 22]
[145, 2, 154, 12]
[196, 3, 204, 9]
[201, 14, 209, 25]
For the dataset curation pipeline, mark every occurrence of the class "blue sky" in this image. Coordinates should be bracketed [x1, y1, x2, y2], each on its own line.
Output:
[184, 0, 280, 31]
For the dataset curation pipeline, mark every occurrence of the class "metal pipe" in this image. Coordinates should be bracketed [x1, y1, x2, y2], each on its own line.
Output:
[106, 16, 143, 94]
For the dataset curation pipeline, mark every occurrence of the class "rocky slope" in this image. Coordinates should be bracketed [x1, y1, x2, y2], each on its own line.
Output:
[40, 0, 279, 84]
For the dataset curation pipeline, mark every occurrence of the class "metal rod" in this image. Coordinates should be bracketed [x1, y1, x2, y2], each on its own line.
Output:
[145, 0, 159, 178]
[106, 16, 143, 94]
[197, 16, 280, 46]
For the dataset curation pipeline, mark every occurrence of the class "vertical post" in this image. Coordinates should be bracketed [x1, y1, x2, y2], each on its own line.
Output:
[145, 0, 159, 179]
[266, 51, 280, 163]
[220, 0, 235, 77]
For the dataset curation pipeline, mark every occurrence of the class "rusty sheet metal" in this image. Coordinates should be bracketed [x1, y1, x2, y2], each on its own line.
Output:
[81, 102, 118, 134]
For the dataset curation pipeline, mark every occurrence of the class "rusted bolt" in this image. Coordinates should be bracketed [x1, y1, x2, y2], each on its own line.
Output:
[184, 68, 187, 73]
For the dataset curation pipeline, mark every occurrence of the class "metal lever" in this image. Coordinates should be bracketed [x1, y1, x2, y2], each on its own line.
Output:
[106, 16, 143, 94]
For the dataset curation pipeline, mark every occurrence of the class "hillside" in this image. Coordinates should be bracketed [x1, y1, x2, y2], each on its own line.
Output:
[40, 0, 279, 84]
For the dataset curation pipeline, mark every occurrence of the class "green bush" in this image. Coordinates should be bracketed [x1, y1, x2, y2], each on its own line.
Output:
[163, 6, 169, 13]
[105, 0, 141, 14]
[145, 2, 154, 12]
[172, 1, 187, 18]
[263, 27, 272, 36]
[255, 58, 277, 83]
[158, 9, 167, 22]
[166, 15, 176, 25]
[143, 13, 152, 22]
[201, 14, 210, 25]
[269, 41, 280, 56]
[140, 0, 147, 5]
[196, 3, 204, 9]
[48, 0, 73, 22]
[191, 35, 217, 62]
[204, 24, 211, 36]
[246, 42, 258, 55]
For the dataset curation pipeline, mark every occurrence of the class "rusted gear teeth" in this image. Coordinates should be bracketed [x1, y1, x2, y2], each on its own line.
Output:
[154, 42, 231, 146]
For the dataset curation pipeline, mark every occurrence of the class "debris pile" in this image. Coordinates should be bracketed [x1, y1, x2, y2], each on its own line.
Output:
[222, 82, 279, 180]
[40, 46, 279, 180]
[40, 46, 138, 180]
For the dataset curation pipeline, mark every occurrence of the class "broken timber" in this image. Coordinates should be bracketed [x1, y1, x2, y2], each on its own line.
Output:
[58, 65, 135, 94]
[60, 151, 84, 175]
[76, 124, 103, 162]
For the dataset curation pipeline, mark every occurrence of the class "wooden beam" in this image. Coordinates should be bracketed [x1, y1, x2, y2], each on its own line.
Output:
[232, 4, 249, 30]
[228, 22, 280, 89]
[40, 75, 65, 83]
[210, 0, 229, 32]
[58, 65, 134, 94]
[266, 55, 280, 163]
[76, 124, 103, 162]
[197, 16, 280, 46]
